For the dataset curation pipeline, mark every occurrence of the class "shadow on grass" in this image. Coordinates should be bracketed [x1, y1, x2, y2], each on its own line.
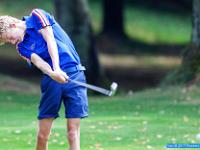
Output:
[97, 34, 186, 56]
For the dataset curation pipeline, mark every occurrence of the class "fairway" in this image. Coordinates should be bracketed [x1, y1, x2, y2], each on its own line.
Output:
[0, 86, 200, 150]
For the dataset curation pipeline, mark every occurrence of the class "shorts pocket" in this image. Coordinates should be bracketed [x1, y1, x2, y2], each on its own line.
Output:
[40, 76, 51, 93]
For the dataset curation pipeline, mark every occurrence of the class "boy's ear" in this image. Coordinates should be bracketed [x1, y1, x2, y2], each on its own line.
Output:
[9, 23, 16, 28]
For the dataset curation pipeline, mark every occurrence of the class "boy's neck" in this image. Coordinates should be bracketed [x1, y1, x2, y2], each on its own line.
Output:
[16, 21, 26, 42]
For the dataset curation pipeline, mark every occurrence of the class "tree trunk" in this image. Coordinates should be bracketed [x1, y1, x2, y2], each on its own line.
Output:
[168, 0, 200, 85]
[102, 0, 124, 36]
[54, 0, 101, 84]
[182, 0, 200, 80]
[192, 0, 200, 46]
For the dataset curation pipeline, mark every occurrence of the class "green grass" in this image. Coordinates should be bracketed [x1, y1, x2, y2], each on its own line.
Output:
[1, 85, 200, 150]
[125, 6, 191, 44]
[0, 0, 191, 44]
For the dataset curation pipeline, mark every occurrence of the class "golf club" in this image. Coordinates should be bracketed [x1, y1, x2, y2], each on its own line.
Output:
[68, 79, 118, 96]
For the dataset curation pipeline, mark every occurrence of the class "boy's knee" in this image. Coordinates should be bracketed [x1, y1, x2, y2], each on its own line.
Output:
[37, 132, 50, 143]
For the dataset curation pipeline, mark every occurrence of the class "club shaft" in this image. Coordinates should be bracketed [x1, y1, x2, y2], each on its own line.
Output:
[69, 79, 111, 96]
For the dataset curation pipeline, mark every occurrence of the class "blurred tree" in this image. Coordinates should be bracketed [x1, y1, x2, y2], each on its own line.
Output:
[102, 0, 125, 37]
[191, 0, 200, 47]
[54, 0, 101, 84]
[171, 0, 200, 85]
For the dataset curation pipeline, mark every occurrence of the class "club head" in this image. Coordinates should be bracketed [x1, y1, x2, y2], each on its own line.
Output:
[108, 82, 118, 96]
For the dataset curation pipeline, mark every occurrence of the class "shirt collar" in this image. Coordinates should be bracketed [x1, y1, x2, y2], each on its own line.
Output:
[22, 16, 34, 29]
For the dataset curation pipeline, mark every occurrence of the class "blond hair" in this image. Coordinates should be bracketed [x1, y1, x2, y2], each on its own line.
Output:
[0, 16, 19, 45]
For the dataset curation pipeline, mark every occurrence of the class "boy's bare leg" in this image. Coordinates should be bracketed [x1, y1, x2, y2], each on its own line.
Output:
[36, 118, 54, 150]
[67, 118, 81, 150]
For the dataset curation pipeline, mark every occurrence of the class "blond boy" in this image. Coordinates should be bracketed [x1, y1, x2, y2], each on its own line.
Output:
[0, 9, 88, 150]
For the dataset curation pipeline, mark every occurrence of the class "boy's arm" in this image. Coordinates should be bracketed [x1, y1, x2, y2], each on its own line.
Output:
[39, 26, 69, 81]
[39, 26, 60, 71]
[31, 53, 67, 83]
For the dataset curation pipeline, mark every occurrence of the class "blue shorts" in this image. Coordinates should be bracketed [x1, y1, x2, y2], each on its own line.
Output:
[38, 70, 88, 120]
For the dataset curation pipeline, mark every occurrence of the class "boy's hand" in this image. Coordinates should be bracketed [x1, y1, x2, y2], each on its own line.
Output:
[50, 69, 69, 83]
[30, 53, 69, 83]
[58, 69, 69, 82]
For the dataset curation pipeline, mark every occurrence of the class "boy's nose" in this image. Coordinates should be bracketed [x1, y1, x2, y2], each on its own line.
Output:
[11, 40, 15, 44]
[10, 39, 17, 45]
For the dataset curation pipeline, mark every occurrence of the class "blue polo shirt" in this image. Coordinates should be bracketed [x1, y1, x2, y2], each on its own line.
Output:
[17, 8, 81, 69]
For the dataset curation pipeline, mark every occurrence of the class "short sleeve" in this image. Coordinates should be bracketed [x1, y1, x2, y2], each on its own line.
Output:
[31, 9, 51, 31]
[17, 45, 33, 64]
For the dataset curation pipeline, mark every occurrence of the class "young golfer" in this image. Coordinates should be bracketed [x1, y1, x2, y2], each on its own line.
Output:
[0, 8, 88, 150]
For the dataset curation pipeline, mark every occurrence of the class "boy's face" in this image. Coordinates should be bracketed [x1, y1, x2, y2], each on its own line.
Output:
[1, 26, 21, 45]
